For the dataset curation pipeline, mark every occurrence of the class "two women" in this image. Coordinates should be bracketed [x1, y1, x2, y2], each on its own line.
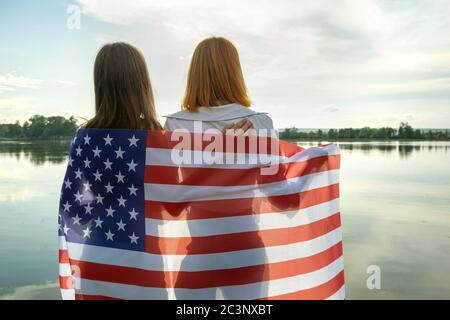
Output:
[85, 37, 274, 133]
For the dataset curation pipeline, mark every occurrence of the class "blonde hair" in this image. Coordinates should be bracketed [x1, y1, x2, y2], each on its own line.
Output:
[182, 37, 251, 112]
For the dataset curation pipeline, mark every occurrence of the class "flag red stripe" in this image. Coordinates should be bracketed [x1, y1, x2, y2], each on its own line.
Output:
[59, 276, 74, 290]
[65, 243, 342, 289]
[146, 131, 302, 156]
[144, 155, 340, 186]
[59, 249, 69, 264]
[145, 183, 339, 220]
[262, 270, 345, 300]
[146, 213, 341, 255]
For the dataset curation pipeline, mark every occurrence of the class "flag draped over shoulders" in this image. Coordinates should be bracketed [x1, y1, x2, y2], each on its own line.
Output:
[58, 128, 344, 300]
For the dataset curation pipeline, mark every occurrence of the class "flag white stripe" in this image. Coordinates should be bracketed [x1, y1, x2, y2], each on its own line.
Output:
[145, 198, 340, 237]
[60, 288, 75, 300]
[73, 257, 344, 300]
[59, 263, 72, 277]
[326, 285, 346, 300]
[144, 169, 339, 202]
[59, 228, 342, 272]
[146, 145, 339, 168]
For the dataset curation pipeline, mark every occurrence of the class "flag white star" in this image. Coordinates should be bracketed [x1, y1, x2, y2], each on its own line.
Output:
[105, 182, 114, 193]
[105, 229, 115, 241]
[74, 191, 83, 203]
[128, 208, 139, 220]
[129, 232, 139, 244]
[74, 168, 82, 179]
[84, 134, 91, 145]
[68, 157, 74, 167]
[106, 206, 115, 217]
[128, 135, 140, 147]
[126, 160, 138, 172]
[103, 158, 113, 170]
[64, 178, 72, 189]
[72, 214, 82, 225]
[93, 170, 103, 181]
[116, 219, 126, 231]
[96, 193, 104, 204]
[83, 226, 92, 238]
[63, 201, 72, 212]
[63, 224, 70, 235]
[84, 202, 93, 215]
[94, 216, 104, 228]
[75, 145, 82, 156]
[83, 181, 92, 192]
[115, 147, 125, 159]
[128, 184, 138, 196]
[104, 134, 113, 146]
[117, 195, 126, 207]
[92, 146, 102, 157]
[83, 157, 91, 168]
[115, 171, 125, 183]
[72, 136, 77, 145]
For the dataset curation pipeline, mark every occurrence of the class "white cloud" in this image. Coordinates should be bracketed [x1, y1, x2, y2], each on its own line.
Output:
[0, 97, 38, 123]
[0, 74, 43, 91]
[0, 282, 59, 300]
[75, 0, 450, 128]
[57, 80, 78, 86]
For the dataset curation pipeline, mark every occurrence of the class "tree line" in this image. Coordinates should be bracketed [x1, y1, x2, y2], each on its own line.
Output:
[279, 122, 450, 141]
[0, 115, 78, 139]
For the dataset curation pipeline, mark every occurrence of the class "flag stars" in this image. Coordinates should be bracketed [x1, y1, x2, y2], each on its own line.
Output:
[72, 214, 82, 225]
[104, 134, 113, 146]
[105, 182, 115, 194]
[68, 157, 74, 167]
[129, 233, 139, 244]
[115, 147, 125, 159]
[128, 135, 139, 147]
[117, 195, 127, 207]
[62, 201, 72, 212]
[83, 134, 91, 145]
[83, 181, 92, 192]
[92, 146, 102, 157]
[105, 229, 115, 241]
[115, 171, 125, 183]
[83, 226, 92, 238]
[75, 145, 82, 156]
[106, 206, 115, 217]
[94, 216, 104, 228]
[74, 191, 83, 203]
[64, 178, 72, 190]
[84, 202, 93, 215]
[128, 208, 139, 220]
[103, 158, 113, 170]
[74, 168, 82, 180]
[95, 193, 104, 205]
[116, 219, 126, 231]
[126, 160, 138, 172]
[128, 184, 138, 196]
[63, 224, 70, 235]
[83, 157, 91, 168]
[93, 170, 103, 181]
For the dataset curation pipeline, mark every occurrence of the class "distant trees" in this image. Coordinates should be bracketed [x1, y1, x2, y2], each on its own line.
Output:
[279, 122, 449, 141]
[0, 115, 78, 139]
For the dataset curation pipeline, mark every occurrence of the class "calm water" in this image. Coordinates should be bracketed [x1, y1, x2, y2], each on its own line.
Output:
[0, 140, 449, 299]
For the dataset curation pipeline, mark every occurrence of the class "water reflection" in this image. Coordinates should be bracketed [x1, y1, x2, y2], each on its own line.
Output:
[298, 141, 450, 160]
[0, 140, 70, 165]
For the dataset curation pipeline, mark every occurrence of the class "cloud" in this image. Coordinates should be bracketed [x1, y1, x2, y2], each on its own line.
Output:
[0, 97, 38, 123]
[0, 282, 59, 300]
[74, 0, 450, 128]
[323, 107, 340, 113]
[0, 74, 43, 92]
[57, 80, 78, 86]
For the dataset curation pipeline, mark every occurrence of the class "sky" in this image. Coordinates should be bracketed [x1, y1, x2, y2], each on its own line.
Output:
[1, 0, 450, 129]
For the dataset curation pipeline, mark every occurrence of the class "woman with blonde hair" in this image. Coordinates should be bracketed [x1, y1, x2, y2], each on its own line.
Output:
[164, 36, 274, 133]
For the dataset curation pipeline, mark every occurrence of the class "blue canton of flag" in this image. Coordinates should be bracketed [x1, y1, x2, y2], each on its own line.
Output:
[59, 129, 147, 252]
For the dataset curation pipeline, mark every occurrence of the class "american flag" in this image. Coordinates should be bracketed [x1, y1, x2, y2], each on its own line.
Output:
[59, 129, 344, 300]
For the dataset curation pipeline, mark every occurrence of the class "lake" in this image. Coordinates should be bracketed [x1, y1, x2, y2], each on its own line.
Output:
[0, 140, 449, 299]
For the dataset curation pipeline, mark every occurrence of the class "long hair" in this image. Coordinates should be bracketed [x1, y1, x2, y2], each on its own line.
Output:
[85, 42, 162, 130]
[181, 37, 251, 112]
